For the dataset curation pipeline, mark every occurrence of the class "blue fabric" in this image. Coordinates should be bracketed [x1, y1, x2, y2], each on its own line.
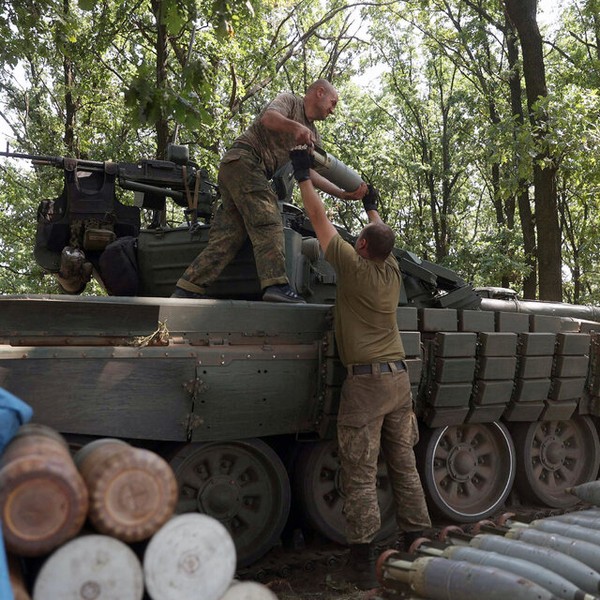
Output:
[0, 524, 12, 600]
[0, 388, 33, 454]
[0, 388, 33, 600]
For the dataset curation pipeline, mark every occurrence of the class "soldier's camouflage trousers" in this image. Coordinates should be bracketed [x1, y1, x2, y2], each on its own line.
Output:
[337, 367, 431, 544]
[177, 147, 288, 293]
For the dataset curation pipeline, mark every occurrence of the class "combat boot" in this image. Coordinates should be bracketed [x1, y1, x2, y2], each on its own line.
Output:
[262, 284, 306, 303]
[326, 543, 379, 591]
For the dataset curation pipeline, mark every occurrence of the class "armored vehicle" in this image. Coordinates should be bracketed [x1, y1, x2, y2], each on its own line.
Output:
[1, 146, 600, 567]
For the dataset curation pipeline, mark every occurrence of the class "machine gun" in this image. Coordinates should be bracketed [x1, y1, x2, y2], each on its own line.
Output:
[0, 143, 217, 215]
[1, 144, 218, 294]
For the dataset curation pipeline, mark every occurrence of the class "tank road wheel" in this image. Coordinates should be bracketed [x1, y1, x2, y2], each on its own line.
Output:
[418, 422, 516, 522]
[293, 440, 396, 545]
[169, 438, 291, 567]
[511, 416, 600, 509]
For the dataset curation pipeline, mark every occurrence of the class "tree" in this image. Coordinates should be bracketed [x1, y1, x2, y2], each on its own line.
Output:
[1, 0, 599, 306]
[546, 0, 600, 303]
[505, 0, 561, 300]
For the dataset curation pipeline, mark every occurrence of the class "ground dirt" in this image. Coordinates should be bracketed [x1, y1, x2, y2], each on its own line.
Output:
[266, 576, 380, 600]
[238, 533, 396, 600]
[264, 569, 382, 600]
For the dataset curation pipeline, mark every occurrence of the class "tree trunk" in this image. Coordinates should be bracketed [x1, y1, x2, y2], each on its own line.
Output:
[151, 0, 169, 159]
[63, 0, 76, 155]
[505, 0, 562, 300]
[505, 18, 537, 299]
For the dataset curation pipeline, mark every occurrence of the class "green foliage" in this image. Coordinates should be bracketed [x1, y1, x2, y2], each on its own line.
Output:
[1, 0, 600, 304]
[0, 164, 61, 293]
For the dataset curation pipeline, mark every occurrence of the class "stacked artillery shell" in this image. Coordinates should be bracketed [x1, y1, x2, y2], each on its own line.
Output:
[32, 534, 144, 600]
[566, 480, 600, 505]
[505, 524, 600, 575]
[74, 437, 178, 542]
[0, 423, 88, 556]
[424, 543, 591, 600]
[143, 513, 237, 600]
[550, 510, 600, 530]
[377, 516, 600, 600]
[1, 428, 253, 599]
[466, 532, 600, 594]
[377, 552, 561, 600]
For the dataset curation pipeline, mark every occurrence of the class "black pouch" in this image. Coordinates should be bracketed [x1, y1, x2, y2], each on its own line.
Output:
[99, 236, 139, 296]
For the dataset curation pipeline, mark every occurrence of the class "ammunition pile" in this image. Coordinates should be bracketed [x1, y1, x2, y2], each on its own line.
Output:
[377, 482, 600, 600]
[0, 424, 278, 600]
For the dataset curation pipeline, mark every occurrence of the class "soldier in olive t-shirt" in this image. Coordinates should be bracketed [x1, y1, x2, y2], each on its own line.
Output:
[325, 234, 405, 367]
[288, 145, 431, 590]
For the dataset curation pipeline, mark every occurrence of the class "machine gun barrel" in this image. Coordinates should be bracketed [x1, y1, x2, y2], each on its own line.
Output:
[119, 179, 184, 202]
[0, 150, 105, 171]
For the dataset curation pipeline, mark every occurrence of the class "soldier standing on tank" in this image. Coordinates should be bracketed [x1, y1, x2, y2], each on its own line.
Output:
[288, 146, 432, 590]
[172, 79, 367, 303]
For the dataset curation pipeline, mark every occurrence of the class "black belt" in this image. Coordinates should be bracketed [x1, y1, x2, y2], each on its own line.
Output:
[229, 142, 271, 178]
[351, 361, 406, 375]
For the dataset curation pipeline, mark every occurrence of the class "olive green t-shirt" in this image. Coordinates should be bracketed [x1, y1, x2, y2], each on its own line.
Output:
[325, 234, 405, 367]
[236, 92, 322, 178]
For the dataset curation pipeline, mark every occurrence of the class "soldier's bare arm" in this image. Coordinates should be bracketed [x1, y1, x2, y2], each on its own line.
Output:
[260, 110, 315, 146]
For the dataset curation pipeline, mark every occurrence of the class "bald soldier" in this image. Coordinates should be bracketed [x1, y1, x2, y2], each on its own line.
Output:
[172, 79, 367, 303]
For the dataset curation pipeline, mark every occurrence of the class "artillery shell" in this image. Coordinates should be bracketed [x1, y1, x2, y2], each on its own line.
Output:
[566, 481, 600, 505]
[444, 544, 590, 600]
[0, 423, 88, 556]
[507, 526, 600, 573]
[470, 533, 600, 595]
[219, 581, 279, 600]
[382, 555, 559, 600]
[143, 513, 236, 600]
[530, 519, 600, 548]
[32, 534, 143, 600]
[75, 438, 178, 542]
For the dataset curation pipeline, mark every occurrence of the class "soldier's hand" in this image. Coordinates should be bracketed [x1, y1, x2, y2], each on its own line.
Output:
[344, 182, 368, 201]
[289, 146, 313, 182]
[362, 184, 379, 212]
[294, 124, 315, 147]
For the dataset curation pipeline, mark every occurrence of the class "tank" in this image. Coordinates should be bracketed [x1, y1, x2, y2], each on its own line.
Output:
[1, 148, 600, 567]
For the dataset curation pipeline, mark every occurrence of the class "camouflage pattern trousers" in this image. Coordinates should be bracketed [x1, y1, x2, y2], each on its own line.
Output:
[337, 365, 431, 544]
[177, 146, 288, 293]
